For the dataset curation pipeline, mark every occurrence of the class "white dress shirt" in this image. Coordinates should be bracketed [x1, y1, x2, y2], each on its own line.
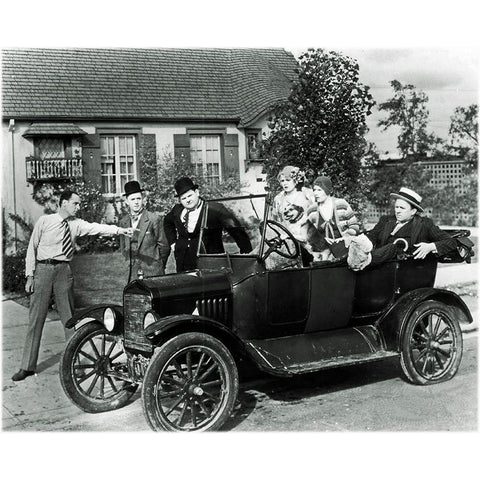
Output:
[25, 213, 120, 276]
[181, 201, 203, 233]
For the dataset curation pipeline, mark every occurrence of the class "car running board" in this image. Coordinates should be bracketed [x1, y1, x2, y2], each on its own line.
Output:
[245, 326, 399, 377]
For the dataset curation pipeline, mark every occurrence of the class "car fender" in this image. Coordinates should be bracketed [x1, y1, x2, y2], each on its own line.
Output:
[65, 304, 123, 331]
[377, 287, 473, 351]
[144, 314, 248, 358]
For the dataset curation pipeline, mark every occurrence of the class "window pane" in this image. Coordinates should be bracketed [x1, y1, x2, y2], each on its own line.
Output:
[189, 135, 221, 182]
[36, 138, 66, 160]
[99, 134, 136, 195]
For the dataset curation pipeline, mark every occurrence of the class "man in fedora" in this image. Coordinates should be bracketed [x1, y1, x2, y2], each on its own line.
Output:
[164, 177, 252, 272]
[119, 180, 170, 283]
[357, 187, 457, 269]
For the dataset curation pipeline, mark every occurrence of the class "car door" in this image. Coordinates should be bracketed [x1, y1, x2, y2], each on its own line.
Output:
[304, 262, 356, 332]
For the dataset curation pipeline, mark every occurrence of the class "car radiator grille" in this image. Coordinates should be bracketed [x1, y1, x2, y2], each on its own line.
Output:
[196, 297, 229, 323]
[123, 294, 153, 352]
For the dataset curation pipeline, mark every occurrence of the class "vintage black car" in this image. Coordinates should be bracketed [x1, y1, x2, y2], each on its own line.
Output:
[59, 194, 474, 431]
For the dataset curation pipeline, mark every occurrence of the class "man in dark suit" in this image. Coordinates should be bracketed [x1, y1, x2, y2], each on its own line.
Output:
[366, 187, 456, 266]
[119, 181, 170, 283]
[164, 177, 252, 272]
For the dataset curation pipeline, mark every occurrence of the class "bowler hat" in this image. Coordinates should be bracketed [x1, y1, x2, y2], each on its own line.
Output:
[390, 187, 424, 212]
[123, 180, 144, 197]
[174, 177, 198, 197]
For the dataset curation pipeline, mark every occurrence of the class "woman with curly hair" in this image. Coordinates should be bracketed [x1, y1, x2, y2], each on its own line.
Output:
[271, 166, 319, 265]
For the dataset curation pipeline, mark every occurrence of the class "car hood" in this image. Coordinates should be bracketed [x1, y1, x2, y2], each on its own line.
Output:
[127, 269, 232, 301]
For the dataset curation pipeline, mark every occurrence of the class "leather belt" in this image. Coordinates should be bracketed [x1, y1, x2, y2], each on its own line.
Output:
[37, 259, 69, 265]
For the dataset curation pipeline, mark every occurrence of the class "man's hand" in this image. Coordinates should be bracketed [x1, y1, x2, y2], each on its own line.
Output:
[119, 227, 137, 237]
[413, 242, 436, 259]
[25, 276, 34, 294]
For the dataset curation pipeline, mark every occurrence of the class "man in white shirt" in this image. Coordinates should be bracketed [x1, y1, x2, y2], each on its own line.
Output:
[12, 189, 134, 381]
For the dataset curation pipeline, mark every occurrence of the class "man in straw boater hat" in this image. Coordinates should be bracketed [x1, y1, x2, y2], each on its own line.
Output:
[118, 180, 170, 283]
[355, 187, 457, 270]
[164, 177, 252, 273]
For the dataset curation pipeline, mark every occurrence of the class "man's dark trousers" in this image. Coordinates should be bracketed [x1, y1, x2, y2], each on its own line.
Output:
[21, 262, 74, 371]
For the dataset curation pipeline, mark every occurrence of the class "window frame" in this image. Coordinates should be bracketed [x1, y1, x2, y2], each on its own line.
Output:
[188, 132, 224, 186]
[98, 131, 139, 198]
[245, 128, 263, 161]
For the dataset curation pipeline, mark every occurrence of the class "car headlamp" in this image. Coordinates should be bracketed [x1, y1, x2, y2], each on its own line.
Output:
[144, 311, 156, 329]
[103, 307, 116, 332]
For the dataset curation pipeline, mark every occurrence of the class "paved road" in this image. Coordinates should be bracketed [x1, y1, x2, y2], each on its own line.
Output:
[2, 306, 477, 431]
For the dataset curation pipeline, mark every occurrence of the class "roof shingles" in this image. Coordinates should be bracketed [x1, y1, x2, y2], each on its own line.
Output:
[2, 48, 297, 126]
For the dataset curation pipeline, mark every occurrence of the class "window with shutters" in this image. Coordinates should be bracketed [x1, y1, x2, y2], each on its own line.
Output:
[190, 135, 222, 185]
[100, 135, 137, 196]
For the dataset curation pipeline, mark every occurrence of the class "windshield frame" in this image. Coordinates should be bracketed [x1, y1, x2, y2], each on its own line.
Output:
[197, 193, 268, 259]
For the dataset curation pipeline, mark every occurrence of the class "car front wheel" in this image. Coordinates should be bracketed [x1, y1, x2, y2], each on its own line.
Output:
[141, 332, 239, 431]
[60, 322, 138, 413]
[400, 300, 463, 385]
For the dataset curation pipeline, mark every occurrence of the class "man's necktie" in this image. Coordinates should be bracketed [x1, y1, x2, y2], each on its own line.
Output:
[62, 219, 74, 260]
[183, 210, 190, 232]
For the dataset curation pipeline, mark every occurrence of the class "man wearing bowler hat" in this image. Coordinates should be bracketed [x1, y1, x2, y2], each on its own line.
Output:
[119, 180, 170, 283]
[164, 177, 252, 272]
[357, 187, 457, 269]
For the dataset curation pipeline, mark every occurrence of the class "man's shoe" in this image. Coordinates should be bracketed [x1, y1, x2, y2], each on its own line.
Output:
[11, 369, 35, 381]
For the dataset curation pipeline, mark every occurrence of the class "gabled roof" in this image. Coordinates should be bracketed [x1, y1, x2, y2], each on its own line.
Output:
[2, 48, 297, 126]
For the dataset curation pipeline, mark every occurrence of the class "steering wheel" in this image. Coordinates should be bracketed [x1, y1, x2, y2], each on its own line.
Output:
[261, 220, 300, 260]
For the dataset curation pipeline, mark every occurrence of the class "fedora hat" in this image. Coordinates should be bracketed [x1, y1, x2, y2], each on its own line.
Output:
[390, 187, 424, 212]
[174, 177, 198, 197]
[123, 180, 144, 197]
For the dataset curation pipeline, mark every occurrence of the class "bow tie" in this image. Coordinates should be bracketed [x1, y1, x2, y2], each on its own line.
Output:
[131, 212, 142, 223]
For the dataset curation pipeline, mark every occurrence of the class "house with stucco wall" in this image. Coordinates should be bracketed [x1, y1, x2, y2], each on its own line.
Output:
[2, 48, 297, 248]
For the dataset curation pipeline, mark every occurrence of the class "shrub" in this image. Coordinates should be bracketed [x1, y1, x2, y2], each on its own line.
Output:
[141, 149, 243, 214]
[2, 248, 27, 293]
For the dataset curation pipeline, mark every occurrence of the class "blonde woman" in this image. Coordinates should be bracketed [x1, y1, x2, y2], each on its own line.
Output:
[272, 166, 317, 265]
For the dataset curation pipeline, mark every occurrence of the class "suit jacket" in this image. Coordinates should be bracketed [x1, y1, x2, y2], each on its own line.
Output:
[119, 210, 170, 282]
[367, 214, 457, 264]
[164, 200, 252, 272]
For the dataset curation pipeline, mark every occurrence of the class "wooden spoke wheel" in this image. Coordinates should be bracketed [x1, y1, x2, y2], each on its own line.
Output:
[60, 322, 137, 413]
[400, 300, 463, 385]
[142, 333, 238, 431]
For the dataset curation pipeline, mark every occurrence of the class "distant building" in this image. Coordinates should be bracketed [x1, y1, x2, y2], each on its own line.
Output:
[364, 155, 473, 224]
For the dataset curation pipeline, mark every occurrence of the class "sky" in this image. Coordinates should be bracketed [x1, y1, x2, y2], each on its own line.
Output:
[289, 47, 479, 156]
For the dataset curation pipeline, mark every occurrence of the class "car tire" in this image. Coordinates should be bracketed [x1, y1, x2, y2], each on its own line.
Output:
[141, 332, 239, 431]
[60, 322, 138, 413]
[400, 300, 463, 385]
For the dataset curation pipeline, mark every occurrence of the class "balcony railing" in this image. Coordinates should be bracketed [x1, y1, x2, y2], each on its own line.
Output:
[25, 157, 84, 182]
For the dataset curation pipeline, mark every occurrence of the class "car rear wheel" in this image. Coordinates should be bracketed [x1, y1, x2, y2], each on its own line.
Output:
[141, 332, 239, 431]
[60, 322, 138, 413]
[400, 300, 463, 385]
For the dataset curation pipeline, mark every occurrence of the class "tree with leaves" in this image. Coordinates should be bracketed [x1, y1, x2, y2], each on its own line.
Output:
[262, 48, 375, 211]
[431, 103, 479, 226]
[448, 104, 478, 167]
[369, 80, 439, 207]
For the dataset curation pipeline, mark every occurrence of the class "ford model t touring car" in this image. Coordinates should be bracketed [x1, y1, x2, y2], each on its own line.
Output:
[60, 194, 474, 431]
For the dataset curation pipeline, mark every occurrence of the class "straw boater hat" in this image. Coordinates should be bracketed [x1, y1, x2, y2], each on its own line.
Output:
[390, 187, 424, 212]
